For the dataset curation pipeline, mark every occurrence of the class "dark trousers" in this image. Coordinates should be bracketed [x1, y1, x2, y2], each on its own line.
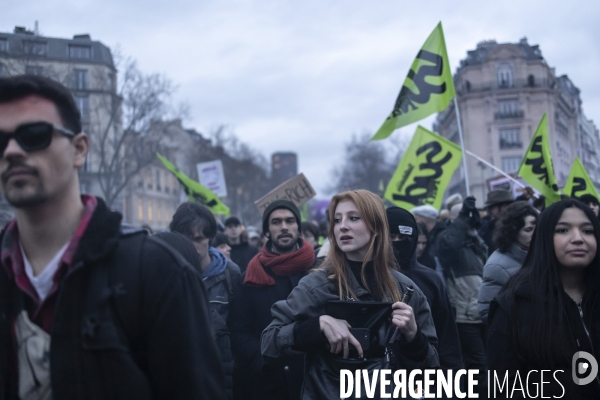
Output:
[457, 323, 488, 397]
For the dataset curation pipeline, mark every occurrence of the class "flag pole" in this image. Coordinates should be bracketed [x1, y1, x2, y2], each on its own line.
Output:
[465, 150, 526, 188]
[453, 98, 470, 196]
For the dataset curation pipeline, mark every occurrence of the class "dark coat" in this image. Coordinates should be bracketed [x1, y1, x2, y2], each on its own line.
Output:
[0, 198, 226, 400]
[478, 215, 496, 257]
[229, 266, 307, 400]
[428, 221, 447, 260]
[230, 242, 259, 273]
[487, 283, 600, 399]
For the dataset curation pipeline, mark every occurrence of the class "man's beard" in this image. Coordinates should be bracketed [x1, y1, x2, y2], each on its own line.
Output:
[271, 233, 297, 253]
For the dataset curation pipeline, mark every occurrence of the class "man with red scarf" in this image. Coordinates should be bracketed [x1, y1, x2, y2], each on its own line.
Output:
[230, 200, 315, 400]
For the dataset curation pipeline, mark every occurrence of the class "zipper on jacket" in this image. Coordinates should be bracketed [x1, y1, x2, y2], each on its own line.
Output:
[577, 303, 595, 355]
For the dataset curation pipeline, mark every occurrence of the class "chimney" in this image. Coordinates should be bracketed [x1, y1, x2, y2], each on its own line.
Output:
[73, 34, 91, 40]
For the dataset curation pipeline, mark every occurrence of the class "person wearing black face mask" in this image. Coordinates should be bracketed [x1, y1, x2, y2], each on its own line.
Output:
[386, 206, 464, 377]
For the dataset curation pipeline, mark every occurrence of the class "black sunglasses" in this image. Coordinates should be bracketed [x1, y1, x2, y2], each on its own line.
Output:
[0, 122, 76, 157]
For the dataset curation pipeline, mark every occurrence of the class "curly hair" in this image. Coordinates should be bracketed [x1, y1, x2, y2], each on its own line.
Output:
[493, 201, 538, 253]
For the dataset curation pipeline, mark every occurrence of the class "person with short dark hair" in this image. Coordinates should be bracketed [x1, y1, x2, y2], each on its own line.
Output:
[478, 201, 538, 324]
[212, 232, 232, 259]
[224, 216, 259, 272]
[301, 221, 319, 250]
[169, 202, 240, 399]
[0, 75, 225, 399]
[487, 199, 600, 398]
[229, 200, 315, 400]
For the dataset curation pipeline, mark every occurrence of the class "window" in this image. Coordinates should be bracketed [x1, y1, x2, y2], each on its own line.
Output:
[137, 198, 144, 221]
[497, 100, 519, 116]
[501, 156, 522, 174]
[0, 38, 7, 53]
[23, 41, 47, 56]
[499, 128, 522, 149]
[25, 65, 44, 75]
[147, 200, 153, 222]
[73, 69, 88, 90]
[497, 64, 513, 88]
[155, 170, 161, 191]
[146, 170, 153, 189]
[157, 200, 162, 222]
[74, 95, 89, 119]
[69, 45, 91, 59]
[164, 171, 170, 193]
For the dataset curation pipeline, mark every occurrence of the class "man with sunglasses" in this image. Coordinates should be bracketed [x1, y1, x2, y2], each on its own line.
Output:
[0, 75, 226, 399]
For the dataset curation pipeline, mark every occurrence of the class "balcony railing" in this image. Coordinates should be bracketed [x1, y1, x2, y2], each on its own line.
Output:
[495, 110, 524, 120]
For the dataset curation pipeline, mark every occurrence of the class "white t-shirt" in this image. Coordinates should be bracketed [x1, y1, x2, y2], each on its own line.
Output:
[20, 241, 69, 302]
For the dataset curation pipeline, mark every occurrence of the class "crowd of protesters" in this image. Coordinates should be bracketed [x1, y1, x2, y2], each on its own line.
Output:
[0, 74, 599, 400]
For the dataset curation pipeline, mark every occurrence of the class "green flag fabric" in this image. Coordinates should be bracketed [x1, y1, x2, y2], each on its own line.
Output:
[563, 157, 599, 199]
[517, 114, 560, 206]
[385, 125, 462, 210]
[371, 22, 456, 141]
[157, 153, 230, 216]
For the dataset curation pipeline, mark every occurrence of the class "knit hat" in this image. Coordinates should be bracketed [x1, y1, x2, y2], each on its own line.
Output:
[578, 194, 600, 206]
[262, 199, 301, 234]
[410, 205, 439, 221]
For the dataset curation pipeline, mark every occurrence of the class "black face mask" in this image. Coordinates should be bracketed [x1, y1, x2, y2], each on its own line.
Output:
[392, 238, 414, 268]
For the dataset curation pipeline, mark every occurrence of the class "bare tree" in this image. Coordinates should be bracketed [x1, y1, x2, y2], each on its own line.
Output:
[327, 132, 409, 196]
[87, 52, 184, 207]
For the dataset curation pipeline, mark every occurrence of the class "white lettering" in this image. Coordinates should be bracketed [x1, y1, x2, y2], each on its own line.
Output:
[492, 370, 509, 397]
[363, 369, 379, 398]
[380, 369, 391, 398]
[409, 370, 422, 399]
[423, 370, 435, 398]
[436, 370, 453, 398]
[393, 370, 407, 398]
[553, 370, 565, 398]
[526, 370, 539, 398]
[511, 371, 526, 397]
[454, 370, 466, 399]
[355, 370, 362, 398]
[468, 370, 479, 398]
[340, 370, 353, 398]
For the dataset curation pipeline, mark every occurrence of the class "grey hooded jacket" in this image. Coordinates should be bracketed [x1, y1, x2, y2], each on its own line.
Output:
[261, 267, 439, 397]
[477, 242, 528, 324]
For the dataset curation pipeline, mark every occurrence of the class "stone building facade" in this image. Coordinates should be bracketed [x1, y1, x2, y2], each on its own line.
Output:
[434, 38, 600, 204]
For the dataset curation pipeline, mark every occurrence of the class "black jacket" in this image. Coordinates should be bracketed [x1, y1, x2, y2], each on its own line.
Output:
[0, 198, 226, 399]
[230, 242, 259, 273]
[428, 221, 447, 260]
[478, 215, 496, 257]
[487, 282, 600, 399]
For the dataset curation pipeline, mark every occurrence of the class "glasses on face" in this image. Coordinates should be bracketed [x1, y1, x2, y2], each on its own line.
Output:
[0, 121, 76, 157]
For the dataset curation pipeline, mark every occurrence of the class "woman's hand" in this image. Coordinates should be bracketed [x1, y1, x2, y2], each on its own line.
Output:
[391, 302, 418, 342]
[318, 315, 363, 358]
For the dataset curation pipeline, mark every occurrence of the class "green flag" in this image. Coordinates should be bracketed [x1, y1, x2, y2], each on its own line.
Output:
[385, 125, 462, 210]
[517, 114, 560, 206]
[563, 157, 599, 199]
[371, 22, 455, 141]
[157, 153, 230, 216]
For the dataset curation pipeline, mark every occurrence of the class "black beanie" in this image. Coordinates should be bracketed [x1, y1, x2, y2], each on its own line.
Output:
[386, 206, 418, 256]
[262, 200, 302, 234]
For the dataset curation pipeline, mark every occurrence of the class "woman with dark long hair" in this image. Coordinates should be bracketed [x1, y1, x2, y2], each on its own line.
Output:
[487, 199, 600, 399]
[261, 190, 439, 398]
[478, 201, 538, 324]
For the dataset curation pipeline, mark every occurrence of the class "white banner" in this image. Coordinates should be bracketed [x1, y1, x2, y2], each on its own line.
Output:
[197, 160, 228, 198]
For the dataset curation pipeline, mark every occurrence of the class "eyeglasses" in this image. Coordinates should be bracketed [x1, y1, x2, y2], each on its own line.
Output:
[0, 122, 76, 157]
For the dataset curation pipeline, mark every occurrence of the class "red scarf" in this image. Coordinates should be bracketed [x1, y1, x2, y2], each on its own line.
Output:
[244, 238, 315, 287]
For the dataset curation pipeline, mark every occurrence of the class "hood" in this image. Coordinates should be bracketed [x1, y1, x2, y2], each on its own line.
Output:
[204, 247, 229, 279]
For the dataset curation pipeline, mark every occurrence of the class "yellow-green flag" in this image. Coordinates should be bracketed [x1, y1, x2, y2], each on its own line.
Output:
[563, 157, 599, 199]
[517, 114, 560, 206]
[157, 153, 230, 216]
[385, 125, 462, 210]
[371, 22, 455, 141]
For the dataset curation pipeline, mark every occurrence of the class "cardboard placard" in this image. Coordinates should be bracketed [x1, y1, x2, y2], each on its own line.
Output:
[255, 173, 316, 214]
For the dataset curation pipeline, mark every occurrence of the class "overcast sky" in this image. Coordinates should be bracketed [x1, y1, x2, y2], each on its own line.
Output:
[3, 0, 599, 197]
